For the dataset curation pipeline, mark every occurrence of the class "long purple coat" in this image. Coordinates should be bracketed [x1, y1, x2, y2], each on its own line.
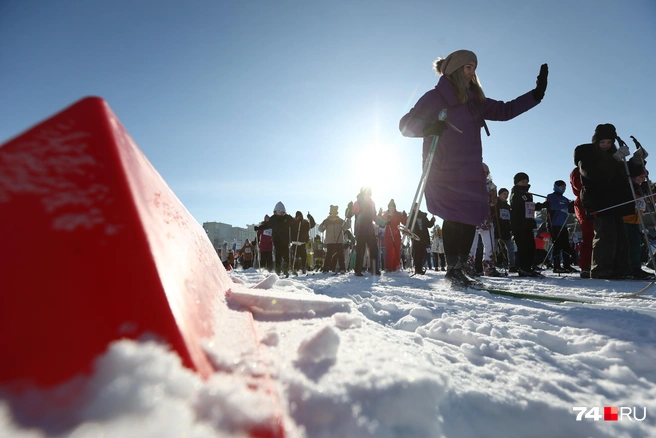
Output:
[401, 76, 539, 226]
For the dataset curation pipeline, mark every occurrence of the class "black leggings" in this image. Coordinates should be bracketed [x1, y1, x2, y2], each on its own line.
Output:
[442, 220, 476, 256]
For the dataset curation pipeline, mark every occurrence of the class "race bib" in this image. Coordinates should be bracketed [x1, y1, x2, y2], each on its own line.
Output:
[263, 229, 272, 237]
[245, 248, 252, 253]
[637, 199, 646, 212]
[500, 209, 510, 221]
[525, 202, 535, 219]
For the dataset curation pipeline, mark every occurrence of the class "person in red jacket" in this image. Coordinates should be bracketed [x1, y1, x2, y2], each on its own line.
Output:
[381, 199, 406, 271]
[534, 223, 551, 269]
[570, 167, 593, 278]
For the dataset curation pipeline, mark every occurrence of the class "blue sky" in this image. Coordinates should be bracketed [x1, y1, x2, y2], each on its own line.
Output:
[1, 0, 655, 229]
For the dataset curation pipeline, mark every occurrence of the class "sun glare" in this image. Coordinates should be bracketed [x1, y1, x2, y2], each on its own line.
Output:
[346, 141, 416, 211]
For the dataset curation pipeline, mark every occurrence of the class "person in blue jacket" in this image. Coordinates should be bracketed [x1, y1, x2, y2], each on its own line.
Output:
[545, 180, 578, 273]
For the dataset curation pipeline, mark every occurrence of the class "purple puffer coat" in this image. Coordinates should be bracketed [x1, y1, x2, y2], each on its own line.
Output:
[401, 76, 539, 226]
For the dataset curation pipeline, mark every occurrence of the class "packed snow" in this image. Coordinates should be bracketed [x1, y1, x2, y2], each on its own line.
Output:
[1, 269, 655, 438]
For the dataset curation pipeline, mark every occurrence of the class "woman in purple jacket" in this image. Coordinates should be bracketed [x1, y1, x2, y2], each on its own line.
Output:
[400, 49, 548, 286]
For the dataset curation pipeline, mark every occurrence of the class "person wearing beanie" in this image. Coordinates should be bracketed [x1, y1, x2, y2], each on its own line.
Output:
[494, 187, 516, 272]
[380, 199, 406, 271]
[574, 123, 634, 279]
[623, 155, 655, 279]
[318, 205, 349, 274]
[254, 202, 297, 277]
[510, 172, 546, 277]
[399, 49, 549, 286]
[543, 180, 578, 274]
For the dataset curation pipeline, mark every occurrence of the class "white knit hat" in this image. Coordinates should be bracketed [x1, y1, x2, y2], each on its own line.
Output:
[273, 201, 286, 213]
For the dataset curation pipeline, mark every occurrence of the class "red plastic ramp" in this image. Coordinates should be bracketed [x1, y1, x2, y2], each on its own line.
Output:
[0, 97, 284, 437]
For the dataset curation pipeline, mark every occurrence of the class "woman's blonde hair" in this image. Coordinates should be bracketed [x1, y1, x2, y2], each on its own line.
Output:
[433, 58, 485, 104]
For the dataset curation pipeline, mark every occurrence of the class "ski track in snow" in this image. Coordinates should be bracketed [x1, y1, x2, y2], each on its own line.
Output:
[1, 269, 655, 438]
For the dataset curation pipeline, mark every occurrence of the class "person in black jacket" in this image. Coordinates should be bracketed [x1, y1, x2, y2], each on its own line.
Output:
[494, 188, 516, 272]
[510, 172, 545, 277]
[353, 187, 386, 276]
[411, 207, 436, 275]
[575, 123, 633, 279]
[255, 201, 296, 277]
[290, 211, 316, 275]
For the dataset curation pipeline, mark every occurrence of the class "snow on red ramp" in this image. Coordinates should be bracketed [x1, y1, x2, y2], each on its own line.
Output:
[0, 97, 284, 437]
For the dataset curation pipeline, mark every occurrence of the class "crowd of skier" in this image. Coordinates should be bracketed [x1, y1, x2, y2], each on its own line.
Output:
[220, 145, 655, 284]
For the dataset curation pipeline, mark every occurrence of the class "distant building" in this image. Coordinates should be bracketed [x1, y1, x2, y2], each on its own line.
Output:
[203, 221, 257, 252]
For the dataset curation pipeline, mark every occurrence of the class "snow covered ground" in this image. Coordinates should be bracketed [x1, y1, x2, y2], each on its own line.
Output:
[2, 268, 655, 438]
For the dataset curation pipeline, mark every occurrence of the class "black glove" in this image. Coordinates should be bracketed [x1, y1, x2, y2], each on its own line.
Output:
[422, 119, 448, 137]
[532, 63, 548, 102]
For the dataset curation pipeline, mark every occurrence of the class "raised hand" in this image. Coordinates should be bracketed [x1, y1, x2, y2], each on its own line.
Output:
[532, 63, 548, 102]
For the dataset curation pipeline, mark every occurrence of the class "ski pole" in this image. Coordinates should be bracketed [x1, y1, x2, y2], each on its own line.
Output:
[403, 109, 447, 241]
[589, 193, 654, 215]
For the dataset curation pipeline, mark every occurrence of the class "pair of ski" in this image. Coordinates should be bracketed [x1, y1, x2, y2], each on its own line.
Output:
[452, 279, 656, 303]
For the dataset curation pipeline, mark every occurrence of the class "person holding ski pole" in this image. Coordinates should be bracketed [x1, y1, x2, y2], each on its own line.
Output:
[575, 124, 634, 280]
[290, 211, 316, 275]
[317, 205, 349, 274]
[399, 49, 548, 286]
[254, 202, 296, 277]
[570, 167, 593, 278]
[544, 180, 578, 274]
[494, 188, 516, 272]
[510, 172, 546, 277]
[410, 205, 435, 275]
